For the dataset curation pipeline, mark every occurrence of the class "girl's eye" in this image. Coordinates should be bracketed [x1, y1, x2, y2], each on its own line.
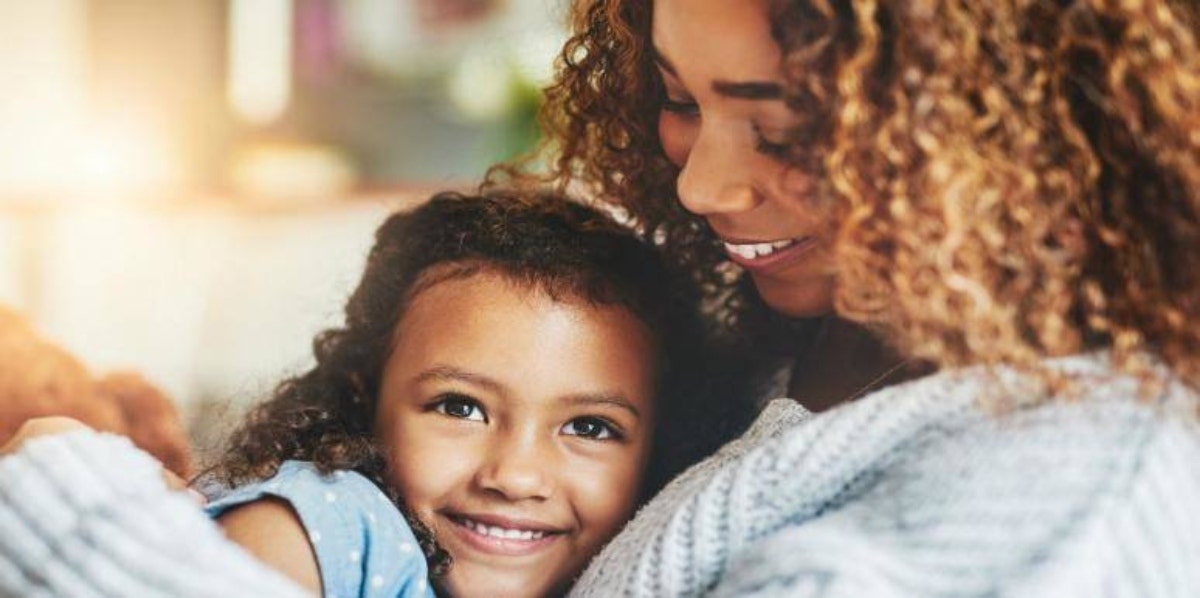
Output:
[433, 394, 486, 422]
[661, 96, 699, 117]
[561, 417, 621, 441]
[752, 123, 791, 159]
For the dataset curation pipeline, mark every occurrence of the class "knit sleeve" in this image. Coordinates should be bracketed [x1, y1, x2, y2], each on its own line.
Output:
[0, 430, 312, 598]
[1000, 417, 1200, 597]
[706, 403, 1200, 598]
[571, 355, 1200, 598]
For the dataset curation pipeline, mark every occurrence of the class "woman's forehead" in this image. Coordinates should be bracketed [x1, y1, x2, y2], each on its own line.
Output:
[650, 0, 783, 86]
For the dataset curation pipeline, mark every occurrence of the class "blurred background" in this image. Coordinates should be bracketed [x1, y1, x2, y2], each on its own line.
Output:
[0, 0, 567, 453]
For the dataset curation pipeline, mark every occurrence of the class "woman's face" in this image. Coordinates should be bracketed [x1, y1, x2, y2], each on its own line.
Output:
[653, 0, 836, 317]
[375, 272, 657, 597]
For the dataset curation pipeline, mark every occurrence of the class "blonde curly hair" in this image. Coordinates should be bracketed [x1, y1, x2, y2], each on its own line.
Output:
[514, 0, 1200, 387]
[778, 0, 1200, 384]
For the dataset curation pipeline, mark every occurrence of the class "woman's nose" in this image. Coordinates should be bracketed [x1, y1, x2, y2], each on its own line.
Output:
[474, 433, 553, 501]
[675, 124, 763, 217]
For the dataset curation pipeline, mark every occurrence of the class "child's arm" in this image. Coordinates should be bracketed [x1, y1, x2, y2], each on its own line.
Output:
[205, 460, 437, 598]
[216, 498, 323, 594]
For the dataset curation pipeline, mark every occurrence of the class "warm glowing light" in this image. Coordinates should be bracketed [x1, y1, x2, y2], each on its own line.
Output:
[229, 142, 356, 201]
[0, 0, 88, 197]
[72, 121, 180, 196]
[0, 1, 186, 199]
[228, 0, 294, 125]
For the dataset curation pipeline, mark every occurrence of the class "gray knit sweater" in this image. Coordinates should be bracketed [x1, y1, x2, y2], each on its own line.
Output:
[0, 431, 308, 597]
[571, 353, 1200, 597]
[0, 354, 1197, 597]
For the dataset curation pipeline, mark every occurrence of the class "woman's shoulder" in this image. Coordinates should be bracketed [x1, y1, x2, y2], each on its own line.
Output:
[709, 353, 1200, 596]
[834, 352, 1200, 517]
[570, 353, 1200, 597]
[208, 462, 433, 598]
[711, 372, 1200, 597]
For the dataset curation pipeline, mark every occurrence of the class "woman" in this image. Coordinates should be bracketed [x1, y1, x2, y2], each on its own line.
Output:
[539, 0, 1200, 595]
[3, 0, 1200, 595]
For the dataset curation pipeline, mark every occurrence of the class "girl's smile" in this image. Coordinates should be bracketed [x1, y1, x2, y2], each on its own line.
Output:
[443, 511, 566, 556]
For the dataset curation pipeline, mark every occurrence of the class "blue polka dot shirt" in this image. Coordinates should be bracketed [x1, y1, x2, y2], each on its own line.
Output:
[207, 461, 437, 598]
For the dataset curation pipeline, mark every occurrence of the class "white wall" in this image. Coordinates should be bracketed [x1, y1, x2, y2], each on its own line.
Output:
[0, 194, 423, 423]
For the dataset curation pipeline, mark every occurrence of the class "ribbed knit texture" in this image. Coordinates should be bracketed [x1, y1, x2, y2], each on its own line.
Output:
[0, 432, 309, 598]
[569, 353, 1200, 597]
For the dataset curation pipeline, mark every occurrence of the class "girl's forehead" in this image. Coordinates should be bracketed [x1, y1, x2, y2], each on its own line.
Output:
[400, 272, 643, 338]
[402, 264, 651, 332]
[378, 272, 660, 426]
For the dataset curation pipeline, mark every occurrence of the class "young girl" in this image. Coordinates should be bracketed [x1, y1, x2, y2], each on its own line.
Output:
[200, 190, 755, 597]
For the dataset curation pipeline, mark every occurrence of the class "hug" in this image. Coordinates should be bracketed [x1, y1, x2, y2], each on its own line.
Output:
[2, 0, 1198, 596]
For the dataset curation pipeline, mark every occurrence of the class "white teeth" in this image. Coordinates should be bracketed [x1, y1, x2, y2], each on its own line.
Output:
[723, 238, 799, 260]
[725, 243, 755, 260]
[463, 519, 546, 541]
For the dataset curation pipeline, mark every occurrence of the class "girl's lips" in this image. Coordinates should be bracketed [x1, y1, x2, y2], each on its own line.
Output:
[722, 236, 818, 272]
[444, 514, 565, 557]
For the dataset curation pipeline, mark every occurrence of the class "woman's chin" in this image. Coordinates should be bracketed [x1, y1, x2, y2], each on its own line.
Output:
[751, 275, 836, 319]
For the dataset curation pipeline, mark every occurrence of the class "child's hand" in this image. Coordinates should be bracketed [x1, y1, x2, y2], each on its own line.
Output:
[0, 416, 205, 505]
[0, 416, 91, 455]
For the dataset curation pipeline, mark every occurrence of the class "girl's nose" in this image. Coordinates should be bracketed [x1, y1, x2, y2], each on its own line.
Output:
[675, 124, 763, 217]
[474, 434, 553, 501]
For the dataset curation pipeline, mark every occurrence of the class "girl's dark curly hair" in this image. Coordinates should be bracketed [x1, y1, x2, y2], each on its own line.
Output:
[510, 0, 1200, 389]
[206, 189, 758, 575]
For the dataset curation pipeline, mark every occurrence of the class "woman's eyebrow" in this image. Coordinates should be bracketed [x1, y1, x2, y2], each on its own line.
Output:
[712, 80, 784, 100]
[653, 46, 784, 101]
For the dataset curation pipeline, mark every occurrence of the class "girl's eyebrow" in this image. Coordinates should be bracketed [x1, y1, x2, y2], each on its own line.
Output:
[653, 46, 784, 100]
[415, 365, 504, 394]
[562, 393, 642, 419]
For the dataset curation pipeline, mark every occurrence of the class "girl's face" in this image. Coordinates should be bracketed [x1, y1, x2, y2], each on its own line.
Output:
[654, 0, 836, 317]
[375, 271, 657, 598]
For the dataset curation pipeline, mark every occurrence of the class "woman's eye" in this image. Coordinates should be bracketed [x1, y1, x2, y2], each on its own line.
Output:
[752, 123, 791, 159]
[661, 96, 699, 117]
[561, 417, 620, 440]
[433, 395, 486, 422]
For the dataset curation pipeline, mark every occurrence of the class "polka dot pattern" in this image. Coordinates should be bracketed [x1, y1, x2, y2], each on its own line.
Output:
[206, 461, 436, 597]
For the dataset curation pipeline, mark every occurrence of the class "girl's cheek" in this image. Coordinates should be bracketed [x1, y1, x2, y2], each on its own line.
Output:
[568, 450, 647, 526]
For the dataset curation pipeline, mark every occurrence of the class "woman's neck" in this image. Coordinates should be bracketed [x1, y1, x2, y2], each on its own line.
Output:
[785, 317, 918, 412]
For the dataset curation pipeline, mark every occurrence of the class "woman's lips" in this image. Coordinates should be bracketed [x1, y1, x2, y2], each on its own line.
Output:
[444, 513, 565, 557]
[722, 236, 818, 272]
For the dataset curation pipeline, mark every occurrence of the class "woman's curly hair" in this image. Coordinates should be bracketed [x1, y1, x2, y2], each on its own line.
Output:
[520, 0, 1200, 386]
[772, 0, 1200, 385]
[206, 189, 758, 574]
[488, 0, 763, 340]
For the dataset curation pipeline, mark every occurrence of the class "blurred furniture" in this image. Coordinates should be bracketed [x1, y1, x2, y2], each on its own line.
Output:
[0, 191, 430, 452]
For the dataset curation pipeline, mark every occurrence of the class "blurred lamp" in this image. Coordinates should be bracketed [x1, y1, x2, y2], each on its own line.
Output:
[228, 0, 294, 125]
